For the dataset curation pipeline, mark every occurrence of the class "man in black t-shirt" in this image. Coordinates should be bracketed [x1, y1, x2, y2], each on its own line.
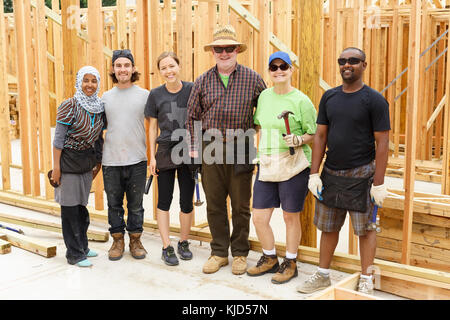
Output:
[297, 48, 390, 295]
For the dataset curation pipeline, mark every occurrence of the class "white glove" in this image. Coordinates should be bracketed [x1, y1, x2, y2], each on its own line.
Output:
[370, 183, 388, 207]
[308, 173, 323, 200]
[283, 134, 303, 147]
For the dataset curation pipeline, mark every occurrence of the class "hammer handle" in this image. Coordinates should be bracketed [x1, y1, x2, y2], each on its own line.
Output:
[283, 118, 295, 155]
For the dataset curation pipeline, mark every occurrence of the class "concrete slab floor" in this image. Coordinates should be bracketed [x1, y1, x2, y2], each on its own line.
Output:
[0, 204, 406, 300]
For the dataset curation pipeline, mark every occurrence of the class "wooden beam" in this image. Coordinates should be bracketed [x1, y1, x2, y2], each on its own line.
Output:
[88, 0, 105, 211]
[0, 0, 11, 191]
[443, 15, 450, 194]
[35, 0, 53, 200]
[61, 0, 80, 99]
[298, 0, 321, 248]
[402, 0, 422, 265]
[1, 229, 56, 258]
[0, 212, 109, 242]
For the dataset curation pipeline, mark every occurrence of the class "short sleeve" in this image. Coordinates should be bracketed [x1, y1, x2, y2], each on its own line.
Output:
[316, 90, 331, 125]
[294, 95, 317, 135]
[56, 99, 75, 126]
[370, 91, 391, 132]
[144, 90, 157, 118]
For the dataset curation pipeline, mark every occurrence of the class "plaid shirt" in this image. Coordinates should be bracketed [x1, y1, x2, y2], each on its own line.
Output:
[186, 64, 266, 151]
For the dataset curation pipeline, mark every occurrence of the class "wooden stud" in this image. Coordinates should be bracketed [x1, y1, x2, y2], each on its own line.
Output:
[35, 0, 53, 200]
[0, 0, 11, 191]
[297, 0, 322, 248]
[401, 0, 422, 265]
[88, 0, 105, 211]
[443, 18, 450, 194]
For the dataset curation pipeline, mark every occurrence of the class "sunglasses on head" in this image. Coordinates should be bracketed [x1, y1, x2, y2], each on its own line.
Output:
[337, 57, 364, 66]
[213, 46, 237, 54]
[268, 63, 290, 72]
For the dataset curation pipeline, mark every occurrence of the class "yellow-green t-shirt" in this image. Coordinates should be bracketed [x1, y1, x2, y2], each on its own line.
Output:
[253, 87, 317, 163]
[219, 73, 229, 88]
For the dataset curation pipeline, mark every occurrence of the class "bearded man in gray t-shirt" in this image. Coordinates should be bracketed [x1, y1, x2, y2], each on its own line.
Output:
[101, 50, 150, 261]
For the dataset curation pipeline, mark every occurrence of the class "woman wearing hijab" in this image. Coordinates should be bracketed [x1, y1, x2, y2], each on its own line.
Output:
[50, 66, 106, 267]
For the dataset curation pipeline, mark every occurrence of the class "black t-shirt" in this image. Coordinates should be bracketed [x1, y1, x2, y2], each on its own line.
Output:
[145, 81, 194, 144]
[317, 85, 390, 170]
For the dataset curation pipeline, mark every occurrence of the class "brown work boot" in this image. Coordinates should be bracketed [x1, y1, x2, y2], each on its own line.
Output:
[108, 232, 125, 261]
[271, 258, 298, 284]
[202, 256, 229, 274]
[247, 254, 279, 277]
[129, 232, 148, 259]
[232, 256, 247, 275]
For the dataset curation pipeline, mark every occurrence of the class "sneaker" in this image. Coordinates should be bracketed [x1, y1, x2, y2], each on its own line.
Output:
[271, 258, 298, 284]
[247, 254, 279, 277]
[296, 270, 331, 294]
[161, 245, 179, 266]
[76, 259, 93, 268]
[86, 249, 98, 257]
[203, 256, 229, 274]
[177, 240, 193, 260]
[232, 256, 247, 275]
[358, 276, 374, 295]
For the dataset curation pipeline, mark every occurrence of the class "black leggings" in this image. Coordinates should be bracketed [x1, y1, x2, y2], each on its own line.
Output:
[157, 165, 195, 214]
[60, 205, 90, 264]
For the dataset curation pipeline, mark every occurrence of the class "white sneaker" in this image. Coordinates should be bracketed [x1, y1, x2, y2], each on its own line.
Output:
[296, 271, 331, 294]
[357, 276, 374, 295]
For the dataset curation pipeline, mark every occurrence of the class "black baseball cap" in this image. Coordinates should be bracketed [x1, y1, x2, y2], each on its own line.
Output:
[112, 49, 135, 65]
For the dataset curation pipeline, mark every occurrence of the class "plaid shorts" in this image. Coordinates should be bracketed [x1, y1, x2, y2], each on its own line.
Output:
[313, 161, 375, 236]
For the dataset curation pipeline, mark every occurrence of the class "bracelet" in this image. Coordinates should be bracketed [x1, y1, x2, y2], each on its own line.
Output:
[299, 135, 304, 145]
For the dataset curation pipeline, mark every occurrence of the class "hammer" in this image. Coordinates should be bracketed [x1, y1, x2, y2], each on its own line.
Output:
[194, 169, 204, 206]
[277, 110, 295, 155]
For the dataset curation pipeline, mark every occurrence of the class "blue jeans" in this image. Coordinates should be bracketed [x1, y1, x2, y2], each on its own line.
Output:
[103, 161, 147, 234]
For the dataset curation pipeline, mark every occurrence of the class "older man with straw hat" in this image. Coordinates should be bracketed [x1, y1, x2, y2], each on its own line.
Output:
[186, 25, 266, 275]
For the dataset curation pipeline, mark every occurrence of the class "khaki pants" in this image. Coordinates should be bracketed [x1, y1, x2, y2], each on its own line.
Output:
[201, 162, 253, 257]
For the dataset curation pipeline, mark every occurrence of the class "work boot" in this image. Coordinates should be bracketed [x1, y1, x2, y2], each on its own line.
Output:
[247, 254, 279, 277]
[108, 232, 125, 261]
[129, 232, 148, 259]
[296, 270, 331, 294]
[202, 256, 229, 274]
[232, 256, 247, 275]
[271, 258, 298, 284]
[357, 276, 374, 295]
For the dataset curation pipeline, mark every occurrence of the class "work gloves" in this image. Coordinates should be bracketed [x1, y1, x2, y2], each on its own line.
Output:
[308, 173, 323, 200]
[370, 183, 388, 207]
[282, 134, 303, 147]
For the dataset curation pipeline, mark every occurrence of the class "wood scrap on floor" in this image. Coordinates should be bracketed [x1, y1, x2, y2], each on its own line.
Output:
[0, 212, 109, 242]
[1, 229, 56, 258]
[0, 238, 11, 254]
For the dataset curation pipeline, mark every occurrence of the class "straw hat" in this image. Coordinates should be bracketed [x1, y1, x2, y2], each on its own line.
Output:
[204, 25, 247, 53]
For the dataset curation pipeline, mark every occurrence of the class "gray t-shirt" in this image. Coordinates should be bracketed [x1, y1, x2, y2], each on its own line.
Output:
[101, 85, 149, 166]
[144, 81, 193, 144]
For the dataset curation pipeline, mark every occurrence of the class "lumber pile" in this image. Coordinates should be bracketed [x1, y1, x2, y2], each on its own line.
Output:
[378, 190, 450, 272]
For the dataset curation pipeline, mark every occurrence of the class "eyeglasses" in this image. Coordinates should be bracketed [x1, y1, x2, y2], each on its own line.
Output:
[268, 63, 290, 72]
[337, 57, 364, 66]
[213, 46, 237, 54]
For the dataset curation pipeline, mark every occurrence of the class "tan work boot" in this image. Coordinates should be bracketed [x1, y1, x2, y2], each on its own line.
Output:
[108, 232, 125, 261]
[202, 256, 229, 274]
[247, 254, 279, 277]
[271, 258, 298, 284]
[232, 256, 247, 275]
[129, 232, 147, 259]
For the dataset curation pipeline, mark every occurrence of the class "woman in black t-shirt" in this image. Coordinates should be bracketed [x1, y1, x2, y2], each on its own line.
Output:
[145, 52, 195, 266]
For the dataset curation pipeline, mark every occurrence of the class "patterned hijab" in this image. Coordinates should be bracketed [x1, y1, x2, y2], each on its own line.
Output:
[74, 66, 105, 114]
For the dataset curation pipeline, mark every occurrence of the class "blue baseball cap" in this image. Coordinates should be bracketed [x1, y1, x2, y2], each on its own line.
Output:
[268, 51, 292, 66]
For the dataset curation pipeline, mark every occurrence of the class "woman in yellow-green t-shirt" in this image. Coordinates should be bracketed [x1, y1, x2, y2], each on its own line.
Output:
[247, 51, 317, 285]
